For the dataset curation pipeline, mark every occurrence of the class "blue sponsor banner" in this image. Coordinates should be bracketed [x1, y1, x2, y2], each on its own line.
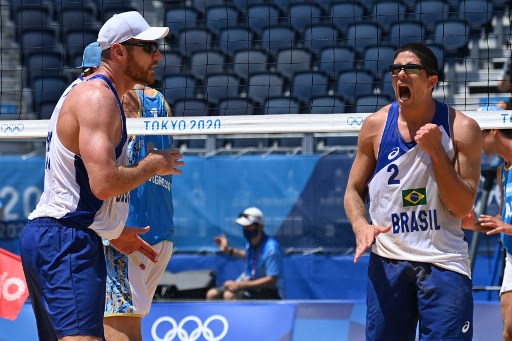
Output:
[0, 301, 502, 341]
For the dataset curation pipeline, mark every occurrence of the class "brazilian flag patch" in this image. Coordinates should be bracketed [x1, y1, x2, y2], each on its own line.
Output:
[402, 188, 427, 207]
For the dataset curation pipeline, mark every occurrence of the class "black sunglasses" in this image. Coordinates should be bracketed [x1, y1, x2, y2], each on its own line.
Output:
[121, 41, 159, 54]
[388, 64, 428, 76]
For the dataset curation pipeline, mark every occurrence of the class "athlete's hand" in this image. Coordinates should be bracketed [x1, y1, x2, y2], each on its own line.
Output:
[109, 226, 158, 270]
[481, 215, 512, 235]
[147, 143, 184, 176]
[414, 123, 443, 157]
[353, 224, 391, 263]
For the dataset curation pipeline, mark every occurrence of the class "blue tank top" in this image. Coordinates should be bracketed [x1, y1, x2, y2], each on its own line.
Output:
[125, 88, 175, 245]
[500, 163, 512, 253]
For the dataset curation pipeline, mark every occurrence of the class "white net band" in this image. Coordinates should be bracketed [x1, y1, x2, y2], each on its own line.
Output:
[0, 111, 511, 139]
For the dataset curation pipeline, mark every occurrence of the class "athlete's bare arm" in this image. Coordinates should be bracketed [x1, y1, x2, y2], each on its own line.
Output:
[415, 110, 482, 218]
[344, 107, 391, 263]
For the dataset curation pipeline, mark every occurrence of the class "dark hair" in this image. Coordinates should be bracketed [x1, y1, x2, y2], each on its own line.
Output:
[500, 129, 512, 138]
[393, 43, 438, 76]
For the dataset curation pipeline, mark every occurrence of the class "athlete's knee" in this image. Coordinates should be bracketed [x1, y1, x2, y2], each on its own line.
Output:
[206, 288, 220, 300]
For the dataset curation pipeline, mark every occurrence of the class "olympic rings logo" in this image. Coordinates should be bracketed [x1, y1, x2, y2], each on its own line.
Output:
[151, 315, 229, 341]
[346, 117, 365, 127]
[1, 124, 24, 134]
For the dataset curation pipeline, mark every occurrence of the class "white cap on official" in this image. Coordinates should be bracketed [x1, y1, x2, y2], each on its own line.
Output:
[235, 207, 264, 227]
[97, 11, 169, 51]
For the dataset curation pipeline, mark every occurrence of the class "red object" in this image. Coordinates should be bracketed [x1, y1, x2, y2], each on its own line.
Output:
[0, 248, 29, 320]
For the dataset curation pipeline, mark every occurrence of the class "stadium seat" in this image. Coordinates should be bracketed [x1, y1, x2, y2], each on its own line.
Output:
[204, 74, 242, 104]
[303, 24, 341, 55]
[61, 5, 99, 36]
[162, 74, 197, 104]
[287, 3, 322, 33]
[355, 94, 392, 113]
[458, 0, 493, 36]
[432, 20, 470, 60]
[246, 4, 281, 35]
[99, 2, 138, 22]
[346, 22, 383, 55]
[172, 99, 210, 117]
[388, 21, 426, 47]
[231, 48, 269, 81]
[20, 28, 60, 63]
[370, 1, 408, 34]
[39, 100, 57, 120]
[232, 0, 266, 12]
[329, 2, 365, 33]
[317, 46, 356, 79]
[260, 26, 296, 57]
[263, 96, 302, 115]
[336, 70, 376, 105]
[273, 0, 305, 12]
[31, 76, 68, 116]
[164, 7, 200, 39]
[190, 0, 224, 13]
[189, 50, 225, 79]
[309, 96, 346, 114]
[274, 48, 313, 80]
[153, 52, 184, 83]
[414, 0, 451, 36]
[63, 28, 98, 66]
[24, 52, 66, 88]
[176, 28, 213, 56]
[362, 45, 397, 79]
[290, 71, 330, 104]
[247, 72, 286, 105]
[218, 27, 253, 57]
[205, 4, 240, 35]
[217, 97, 256, 116]
[428, 44, 446, 81]
[15, 6, 53, 38]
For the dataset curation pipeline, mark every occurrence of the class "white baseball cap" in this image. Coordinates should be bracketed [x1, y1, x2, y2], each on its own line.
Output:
[235, 207, 264, 227]
[97, 11, 169, 51]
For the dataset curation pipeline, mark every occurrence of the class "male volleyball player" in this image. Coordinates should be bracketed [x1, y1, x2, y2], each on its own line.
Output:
[19, 11, 183, 341]
[344, 43, 482, 340]
[103, 84, 176, 341]
[462, 128, 512, 341]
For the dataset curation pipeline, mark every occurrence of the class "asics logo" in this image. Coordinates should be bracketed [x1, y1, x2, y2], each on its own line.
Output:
[388, 147, 400, 160]
[347, 116, 364, 127]
[1, 124, 24, 134]
[462, 321, 470, 333]
[151, 315, 229, 341]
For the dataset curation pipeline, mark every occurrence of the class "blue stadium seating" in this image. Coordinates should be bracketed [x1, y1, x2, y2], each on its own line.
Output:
[290, 71, 330, 104]
[370, 1, 408, 34]
[287, 3, 322, 33]
[263, 96, 302, 115]
[329, 2, 365, 33]
[218, 97, 256, 116]
[362, 45, 397, 79]
[247, 72, 286, 105]
[336, 70, 376, 105]
[164, 7, 200, 39]
[173, 98, 210, 117]
[231, 48, 269, 81]
[260, 26, 296, 57]
[345, 22, 383, 55]
[205, 4, 240, 35]
[218, 27, 253, 57]
[204, 73, 242, 104]
[189, 50, 226, 79]
[274, 48, 313, 80]
[355, 94, 392, 113]
[303, 24, 341, 54]
[162, 74, 197, 104]
[176, 28, 213, 56]
[388, 21, 426, 47]
[309, 96, 346, 114]
[246, 4, 281, 35]
[317, 46, 356, 79]
[414, 0, 451, 35]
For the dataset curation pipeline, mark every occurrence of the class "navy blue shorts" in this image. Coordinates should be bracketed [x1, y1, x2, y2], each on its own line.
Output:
[19, 218, 106, 340]
[366, 253, 473, 341]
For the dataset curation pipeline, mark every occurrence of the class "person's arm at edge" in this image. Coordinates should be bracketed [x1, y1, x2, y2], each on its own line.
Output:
[344, 108, 391, 263]
[74, 85, 183, 200]
[428, 110, 482, 218]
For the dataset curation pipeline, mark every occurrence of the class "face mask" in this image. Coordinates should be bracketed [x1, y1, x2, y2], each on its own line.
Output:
[243, 228, 259, 242]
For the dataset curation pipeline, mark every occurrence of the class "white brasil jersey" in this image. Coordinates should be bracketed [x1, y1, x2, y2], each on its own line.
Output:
[368, 100, 471, 278]
[28, 74, 130, 240]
